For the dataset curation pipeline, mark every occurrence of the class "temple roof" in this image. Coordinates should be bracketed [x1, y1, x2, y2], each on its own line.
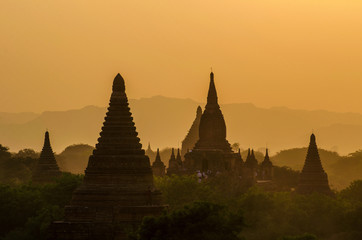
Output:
[261, 148, 273, 167]
[301, 134, 325, 173]
[176, 148, 182, 166]
[32, 131, 61, 183]
[194, 72, 231, 152]
[245, 149, 258, 169]
[152, 148, 165, 168]
[91, 73, 143, 157]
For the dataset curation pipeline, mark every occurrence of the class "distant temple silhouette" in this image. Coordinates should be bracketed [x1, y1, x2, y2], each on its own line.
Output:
[181, 106, 202, 160]
[152, 148, 165, 177]
[183, 72, 243, 174]
[32, 131, 61, 183]
[51, 74, 164, 239]
[297, 134, 333, 195]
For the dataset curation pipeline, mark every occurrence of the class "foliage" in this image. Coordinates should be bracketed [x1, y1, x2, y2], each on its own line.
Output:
[56, 144, 94, 174]
[130, 202, 244, 240]
[273, 166, 300, 191]
[0, 146, 37, 184]
[152, 175, 362, 240]
[0, 173, 83, 239]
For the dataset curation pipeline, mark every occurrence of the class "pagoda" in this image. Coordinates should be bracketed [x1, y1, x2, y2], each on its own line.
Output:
[176, 148, 182, 168]
[152, 148, 166, 177]
[297, 134, 333, 195]
[243, 149, 259, 181]
[259, 149, 273, 180]
[181, 106, 202, 159]
[51, 74, 164, 239]
[145, 142, 156, 162]
[32, 131, 61, 183]
[167, 148, 180, 175]
[184, 72, 240, 173]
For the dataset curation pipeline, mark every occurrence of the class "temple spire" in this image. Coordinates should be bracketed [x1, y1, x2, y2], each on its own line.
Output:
[207, 71, 218, 105]
[297, 134, 332, 195]
[112, 73, 125, 92]
[32, 131, 61, 183]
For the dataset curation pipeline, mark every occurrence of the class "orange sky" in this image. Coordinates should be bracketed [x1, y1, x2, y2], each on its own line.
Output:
[1, 0, 362, 113]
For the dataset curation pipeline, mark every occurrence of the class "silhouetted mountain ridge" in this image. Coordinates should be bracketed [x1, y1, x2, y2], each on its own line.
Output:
[1, 96, 362, 154]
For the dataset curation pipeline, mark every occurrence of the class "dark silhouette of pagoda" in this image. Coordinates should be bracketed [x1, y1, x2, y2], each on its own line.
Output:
[260, 149, 273, 180]
[244, 149, 259, 181]
[167, 148, 180, 175]
[32, 131, 61, 183]
[176, 148, 182, 167]
[184, 72, 240, 173]
[152, 148, 165, 177]
[181, 106, 202, 160]
[145, 142, 156, 161]
[52, 74, 164, 239]
[297, 134, 333, 195]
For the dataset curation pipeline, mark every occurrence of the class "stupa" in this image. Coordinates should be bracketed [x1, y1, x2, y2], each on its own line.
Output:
[181, 106, 202, 159]
[184, 72, 240, 173]
[51, 74, 164, 239]
[260, 149, 273, 180]
[152, 148, 166, 177]
[32, 131, 61, 183]
[297, 134, 333, 195]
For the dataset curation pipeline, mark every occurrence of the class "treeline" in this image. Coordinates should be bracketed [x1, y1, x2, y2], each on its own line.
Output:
[131, 175, 362, 240]
[0, 173, 83, 240]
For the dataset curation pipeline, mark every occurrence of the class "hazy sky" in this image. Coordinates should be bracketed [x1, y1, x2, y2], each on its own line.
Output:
[1, 0, 362, 113]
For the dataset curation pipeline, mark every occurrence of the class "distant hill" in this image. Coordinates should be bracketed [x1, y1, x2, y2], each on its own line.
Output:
[1, 96, 362, 155]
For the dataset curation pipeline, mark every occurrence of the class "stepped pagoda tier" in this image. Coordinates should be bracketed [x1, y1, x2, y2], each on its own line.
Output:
[181, 106, 202, 160]
[297, 134, 333, 195]
[32, 131, 61, 183]
[184, 72, 240, 174]
[167, 148, 180, 175]
[260, 149, 273, 180]
[51, 74, 164, 240]
[152, 148, 166, 177]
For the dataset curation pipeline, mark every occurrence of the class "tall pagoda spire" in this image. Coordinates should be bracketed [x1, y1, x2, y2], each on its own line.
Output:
[32, 131, 61, 183]
[193, 72, 231, 151]
[297, 134, 332, 195]
[52, 73, 164, 239]
[207, 72, 218, 105]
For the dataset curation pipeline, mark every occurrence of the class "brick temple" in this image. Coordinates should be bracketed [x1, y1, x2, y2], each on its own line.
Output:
[51, 74, 165, 239]
[32, 131, 61, 183]
[297, 134, 333, 195]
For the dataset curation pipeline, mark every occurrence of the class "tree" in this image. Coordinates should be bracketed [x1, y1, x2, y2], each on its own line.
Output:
[131, 202, 244, 240]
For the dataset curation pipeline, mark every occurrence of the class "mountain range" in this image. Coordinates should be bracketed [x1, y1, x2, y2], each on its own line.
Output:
[1, 95, 362, 155]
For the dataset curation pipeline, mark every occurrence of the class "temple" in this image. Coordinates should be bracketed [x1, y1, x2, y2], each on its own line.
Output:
[51, 74, 164, 239]
[244, 149, 259, 181]
[184, 72, 241, 174]
[32, 131, 61, 183]
[260, 149, 273, 180]
[152, 148, 166, 177]
[167, 148, 180, 175]
[181, 106, 202, 160]
[145, 142, 156, 161]
[297, 134, 333, 195]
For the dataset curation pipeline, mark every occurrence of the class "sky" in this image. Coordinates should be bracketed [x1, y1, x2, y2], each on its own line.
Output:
[1, 0, 362, 113]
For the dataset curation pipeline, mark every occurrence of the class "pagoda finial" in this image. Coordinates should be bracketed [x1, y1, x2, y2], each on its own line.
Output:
[44, 131, 51, 149]
[310, 133, 316, 143]
[112, 73, 125, 92]
[207, 71, 218, 105]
